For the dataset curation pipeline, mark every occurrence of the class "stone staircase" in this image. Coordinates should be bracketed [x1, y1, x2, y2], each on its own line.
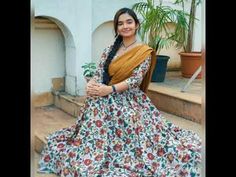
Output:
[32, 71, 203, 176]
[53, 92, 86, 118]
[52, 72, 203, 123]
[147, 71, 203, 123]
[33, 105, 203, 154]
[33, 105, 203, 177]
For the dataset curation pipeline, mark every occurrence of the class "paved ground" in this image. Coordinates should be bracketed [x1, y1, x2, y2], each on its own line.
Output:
[160, 111, 203, 139]
[157, 71, 203, 96]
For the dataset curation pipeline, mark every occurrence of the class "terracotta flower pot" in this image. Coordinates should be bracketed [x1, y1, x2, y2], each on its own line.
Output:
[179, 52, 202, 79]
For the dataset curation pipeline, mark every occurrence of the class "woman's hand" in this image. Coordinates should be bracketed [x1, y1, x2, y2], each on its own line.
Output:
[86, 79, 99, 96]
[96, 84, 113, 97]
[86, 79, 112, 97]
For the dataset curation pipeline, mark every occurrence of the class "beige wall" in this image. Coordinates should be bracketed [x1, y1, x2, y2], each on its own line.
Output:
[34, 0, 202, 95]
[159, 45, 182, 71]
[92, 21, 182, 70]
[158, 22, 183, 70]
[92, 21, 114, 64]
[32, 17, 65, 106]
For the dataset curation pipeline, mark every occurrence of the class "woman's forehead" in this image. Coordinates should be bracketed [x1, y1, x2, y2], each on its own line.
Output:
[118, 13, 134, 22]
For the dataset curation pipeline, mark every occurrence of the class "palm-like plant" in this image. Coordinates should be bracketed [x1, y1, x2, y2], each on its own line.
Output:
[173, 0, 202, 52]
[172, 0, 202, 79]
[132, 0, 189, 53]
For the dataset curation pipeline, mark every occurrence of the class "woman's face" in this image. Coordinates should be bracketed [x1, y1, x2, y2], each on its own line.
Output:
[117, 13, 138, 38]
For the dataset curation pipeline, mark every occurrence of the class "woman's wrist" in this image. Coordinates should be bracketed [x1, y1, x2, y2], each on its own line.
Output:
[107, 85, 116, 94]
[107, 86, 113, 94]
[112, 85, 117, 93]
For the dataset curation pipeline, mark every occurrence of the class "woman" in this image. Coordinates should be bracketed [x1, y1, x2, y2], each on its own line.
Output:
[38, 8, 201, 177]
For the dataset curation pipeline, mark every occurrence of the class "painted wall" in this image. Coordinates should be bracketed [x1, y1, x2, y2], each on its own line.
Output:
[32, 18, 65, 93]
[34, 0, 92, 96]
[92, 0, 139, 32]
[193, 2, 202, 51]
[92, 0, 202, 71]
[92, 21, 114, 64]
[33, 0, 202, 96]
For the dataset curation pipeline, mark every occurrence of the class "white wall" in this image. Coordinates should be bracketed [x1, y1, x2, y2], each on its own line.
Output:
[193, 3, 202, 51]
[91, 0, 141, 68]
[33, 0, 202, 95]
[92, 21, 114, 64]
[92, 0, 139, 32]
[165, 0, 202, 52]
[92, 0, 202, 71]
[32, 18, 65, 93]
[34, 0, 92, 96]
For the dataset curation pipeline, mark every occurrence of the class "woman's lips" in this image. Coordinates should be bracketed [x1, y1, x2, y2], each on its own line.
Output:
[122, 30, 131, 33]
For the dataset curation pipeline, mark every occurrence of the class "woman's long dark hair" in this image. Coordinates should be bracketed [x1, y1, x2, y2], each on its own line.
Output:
[102, 7, 140, 85]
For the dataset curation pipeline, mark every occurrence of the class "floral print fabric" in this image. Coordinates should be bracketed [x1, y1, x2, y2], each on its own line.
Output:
[38, 46, 201, 177]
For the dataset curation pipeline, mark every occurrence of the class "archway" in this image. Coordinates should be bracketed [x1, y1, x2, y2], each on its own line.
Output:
[32, 15, 77, 106]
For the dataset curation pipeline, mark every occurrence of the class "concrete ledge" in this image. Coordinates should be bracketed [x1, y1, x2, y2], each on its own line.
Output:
[35, 132, 46, 153]
[32, 92, 54, 107]
[148, 83, 201, 104]
[34, 107, 203, 155]
[33, 106, 75, 153]
[54, 93, 84, 118]
[147, 87, 202, 123]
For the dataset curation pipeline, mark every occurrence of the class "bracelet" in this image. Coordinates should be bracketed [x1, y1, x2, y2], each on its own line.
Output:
[112, 85, 117, 92]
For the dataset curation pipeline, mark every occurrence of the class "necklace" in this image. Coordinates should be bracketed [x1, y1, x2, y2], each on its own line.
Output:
[121, 40, 137, 50]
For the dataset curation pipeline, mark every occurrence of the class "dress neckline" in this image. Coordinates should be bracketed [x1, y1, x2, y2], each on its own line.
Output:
[113, 43, 145, 60]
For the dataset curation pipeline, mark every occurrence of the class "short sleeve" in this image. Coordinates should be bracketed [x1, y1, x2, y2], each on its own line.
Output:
[124, 56, 151, 90]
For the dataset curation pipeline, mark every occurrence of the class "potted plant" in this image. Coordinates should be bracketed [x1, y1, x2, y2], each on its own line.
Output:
[173, 0, 202, 78]
[132, 0, 189, 82]
[81, 62, 96, 82]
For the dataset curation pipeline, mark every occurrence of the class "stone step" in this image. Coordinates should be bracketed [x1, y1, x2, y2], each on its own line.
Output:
[54, 87, 202, 125]
[32, 106, 75, 177]
[33, 106, 203, 176]
[147, 82, 202, 123]
[53, 92, 86, 118]
[33, 106, 203, 154]
[32, 106, 76, 153]
[53, 71, 203, 124]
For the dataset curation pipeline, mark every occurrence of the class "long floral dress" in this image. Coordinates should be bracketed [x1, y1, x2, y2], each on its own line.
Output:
[38, 46, 201, 177]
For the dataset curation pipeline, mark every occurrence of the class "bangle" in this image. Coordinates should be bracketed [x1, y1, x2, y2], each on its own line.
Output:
[112, 85, 117, 92]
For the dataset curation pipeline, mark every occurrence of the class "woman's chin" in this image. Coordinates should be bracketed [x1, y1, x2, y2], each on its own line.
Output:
[121, 34, 135, 38]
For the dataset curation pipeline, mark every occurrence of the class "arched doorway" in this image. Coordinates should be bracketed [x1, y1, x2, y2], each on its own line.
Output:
[32, 16, 66, 106]
[32, 14, 77, 106]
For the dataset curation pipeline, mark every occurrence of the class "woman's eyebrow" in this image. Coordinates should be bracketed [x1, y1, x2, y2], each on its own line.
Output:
[118, 19, 133, 23]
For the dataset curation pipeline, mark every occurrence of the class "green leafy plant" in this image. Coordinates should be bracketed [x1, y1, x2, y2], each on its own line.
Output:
[81, 62, 96, 78]
[173, 0, 202, 52]
[132, 0, 189, 53]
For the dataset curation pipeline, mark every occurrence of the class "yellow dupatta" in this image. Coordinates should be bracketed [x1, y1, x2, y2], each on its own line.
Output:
[108, 44, 156, 93]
